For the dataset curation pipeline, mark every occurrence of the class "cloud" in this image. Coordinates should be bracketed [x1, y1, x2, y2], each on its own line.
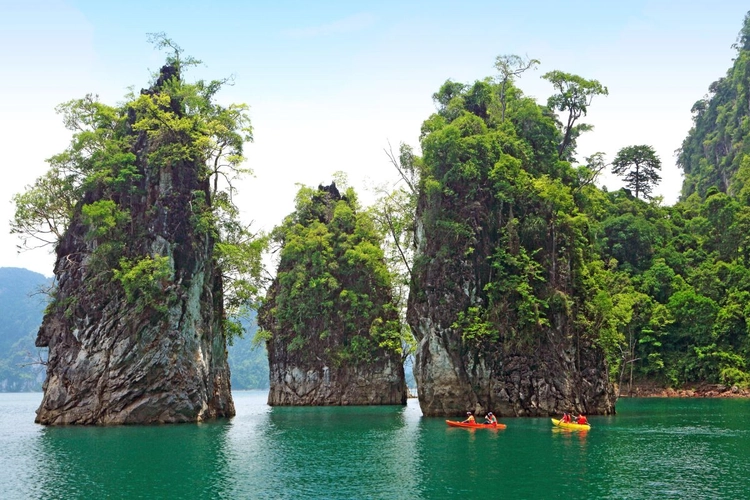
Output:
[282, 12, 376, 38]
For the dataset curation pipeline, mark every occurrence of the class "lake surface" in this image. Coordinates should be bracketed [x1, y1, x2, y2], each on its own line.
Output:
[1, 392, 749, 499]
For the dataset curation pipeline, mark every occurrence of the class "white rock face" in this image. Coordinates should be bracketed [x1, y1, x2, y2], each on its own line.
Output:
[266, 357, 406, 406]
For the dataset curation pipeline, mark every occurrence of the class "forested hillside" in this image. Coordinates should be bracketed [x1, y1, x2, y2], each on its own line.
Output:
[0, 268, 49, 391]
[601, 13, 750, 391]
[679, 12, 750, 199]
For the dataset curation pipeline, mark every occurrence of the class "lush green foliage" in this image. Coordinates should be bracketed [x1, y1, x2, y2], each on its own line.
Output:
[262, 182, 405, 365]
[411, 58, 627, 369]
[11, 36, 265, 338]
[594, 189, 750, 388]
[112, 255, 172, 313]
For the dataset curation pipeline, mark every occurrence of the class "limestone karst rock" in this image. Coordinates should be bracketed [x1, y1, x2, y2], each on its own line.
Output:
[407, 184, 616, 417]
[407, 80, 616, 418]
[259, 183, 407, 405]
[34, 64, 235, 424]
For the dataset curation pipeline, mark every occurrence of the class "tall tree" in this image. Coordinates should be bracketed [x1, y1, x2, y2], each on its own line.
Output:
[368, 142, 423, 363]
[611, 145, 662, 200]
[542, 70, 608, 160]
[494, 54, 539, 122]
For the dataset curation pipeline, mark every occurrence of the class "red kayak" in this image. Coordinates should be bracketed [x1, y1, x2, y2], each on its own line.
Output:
[446, 420, 507, 429]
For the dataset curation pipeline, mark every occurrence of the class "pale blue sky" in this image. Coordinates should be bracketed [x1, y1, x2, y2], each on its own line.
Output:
[1, 0, 748, 275]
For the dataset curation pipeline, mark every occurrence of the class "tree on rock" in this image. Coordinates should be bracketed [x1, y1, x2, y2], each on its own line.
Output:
[543, 70, 608, 161]
[611, 145, 662, 200]
[14, 36, 265, 425]
[494, 54, 539, 122]
[258, 182, 407, 406]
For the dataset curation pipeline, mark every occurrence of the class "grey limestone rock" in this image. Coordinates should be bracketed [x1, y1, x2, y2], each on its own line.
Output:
[34, 65, 234, 425]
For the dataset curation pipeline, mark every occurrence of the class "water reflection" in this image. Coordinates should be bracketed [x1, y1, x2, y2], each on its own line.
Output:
[32, 418, 233, 499]
[225, 400, 423, 499]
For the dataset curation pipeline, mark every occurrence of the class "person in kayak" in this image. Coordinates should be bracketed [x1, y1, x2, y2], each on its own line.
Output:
[561, 412, 572, 423]
[575, 414, 588, 425]
[462, 412, 475, 423]
[485, 412, 498, 425]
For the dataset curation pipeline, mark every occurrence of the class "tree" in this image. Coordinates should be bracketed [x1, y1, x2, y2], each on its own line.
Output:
[574, 151, 607, 193]
[611, 145, 662, 199]
[11, 35, 266, 337]
[542, 70, 608, 160]
[369, 142, 423, 362]
[11, 95, 123, 250]
[494, 54, 540, 122]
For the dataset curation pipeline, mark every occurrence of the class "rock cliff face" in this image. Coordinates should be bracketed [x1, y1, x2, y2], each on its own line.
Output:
[407, 80, 616, 418]
[34, 65, 235, 424]
[259, 183, 407, 406]
[407, 183, 616, 417]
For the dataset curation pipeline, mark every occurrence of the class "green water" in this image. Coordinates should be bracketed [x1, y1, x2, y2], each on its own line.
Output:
[1, 392, 749, 499]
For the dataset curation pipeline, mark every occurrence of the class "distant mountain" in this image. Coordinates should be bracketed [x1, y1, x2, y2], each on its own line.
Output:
[0, 266, 270, 392]
[228, 316, 269, 390]
[0, 267, 50, 391]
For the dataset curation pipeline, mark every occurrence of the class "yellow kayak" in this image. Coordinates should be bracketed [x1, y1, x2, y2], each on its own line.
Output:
[551, 418, 591, 430]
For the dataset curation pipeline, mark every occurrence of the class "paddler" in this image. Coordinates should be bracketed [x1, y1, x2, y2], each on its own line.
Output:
[462, 411, 475, 423]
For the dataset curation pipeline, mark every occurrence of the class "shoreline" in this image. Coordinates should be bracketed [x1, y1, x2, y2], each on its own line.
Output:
[617, 383, 750, 398]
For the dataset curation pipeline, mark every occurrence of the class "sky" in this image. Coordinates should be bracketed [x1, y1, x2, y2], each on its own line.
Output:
[1, 0, 748, 276]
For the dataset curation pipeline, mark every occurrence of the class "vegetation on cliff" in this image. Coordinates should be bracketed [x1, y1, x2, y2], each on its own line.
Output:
[12, 35, 265, 339]
[261, 181, 405, 362]
[258, 181, 407, 405]
[678, 12, 750, 199]
[404, 57, 625, 415]
[8, 12, 750, 411]
[12, 36, 266, 423]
